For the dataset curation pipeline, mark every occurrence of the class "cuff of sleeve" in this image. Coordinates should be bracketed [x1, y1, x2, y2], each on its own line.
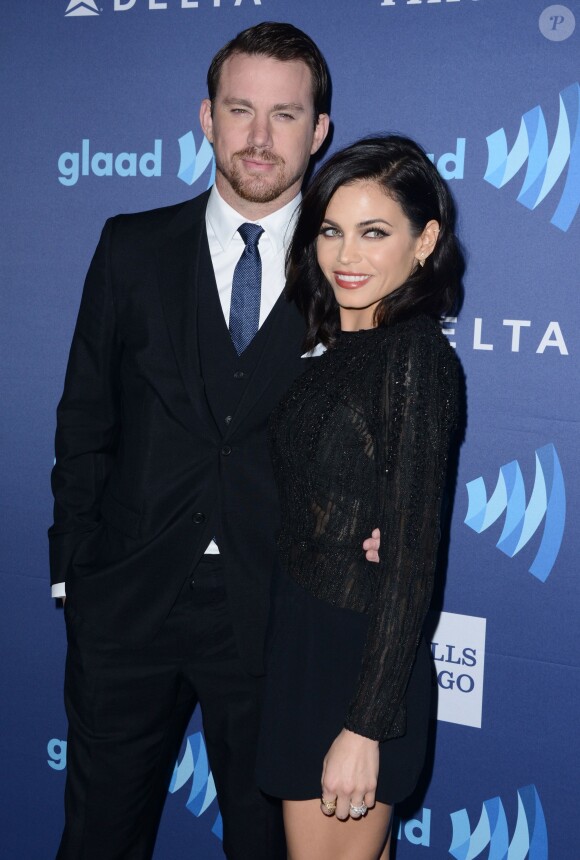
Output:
[344, 705, 406, 743]
[343, 718, 384, 743]
[51, 582, 66, 599]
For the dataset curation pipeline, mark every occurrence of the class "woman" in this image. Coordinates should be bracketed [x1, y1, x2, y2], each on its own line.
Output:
[256, 136, 463, 860]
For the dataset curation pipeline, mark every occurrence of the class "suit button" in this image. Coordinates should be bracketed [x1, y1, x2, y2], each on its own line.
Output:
[221, 445, 232, 456]
[192, 512, 206, 524]
[233, 371, 245, 379]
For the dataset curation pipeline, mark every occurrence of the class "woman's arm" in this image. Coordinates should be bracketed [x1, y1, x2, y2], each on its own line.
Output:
[319, 321, 460, 816]
[344, 323, 460, 742]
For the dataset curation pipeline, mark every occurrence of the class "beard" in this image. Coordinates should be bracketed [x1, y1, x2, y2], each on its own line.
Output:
[216, 147, 303, 204]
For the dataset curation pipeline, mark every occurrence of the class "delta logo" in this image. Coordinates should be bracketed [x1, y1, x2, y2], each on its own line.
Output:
[65, 0, 99, 15]
[65, 0, 263, 13]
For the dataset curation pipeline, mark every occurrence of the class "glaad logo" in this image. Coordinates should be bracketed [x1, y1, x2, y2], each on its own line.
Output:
[485, 82, 580, 231]
[427, 139, 465, 180]
[47, 738, 67, 771]
[48, 732, 223, 839]
[177, 132, 215, 187]
[65, 0, 100, 15]
[57, 133, 214, 189]
[449, 784, 548, 860]
[465, 444, 566, 582]
[58, 140, 162, 186]
[169, 732, 223, 840]
[396, 809, 431, 847]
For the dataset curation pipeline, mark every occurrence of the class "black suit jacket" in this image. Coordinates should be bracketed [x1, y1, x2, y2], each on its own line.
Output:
[49, 191, 307, 674]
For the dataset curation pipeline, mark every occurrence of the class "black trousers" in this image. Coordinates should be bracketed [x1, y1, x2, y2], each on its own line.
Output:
[57, 556, 285, 860]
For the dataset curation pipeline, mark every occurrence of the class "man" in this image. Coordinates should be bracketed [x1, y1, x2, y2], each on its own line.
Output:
[49, 22, 379, 860]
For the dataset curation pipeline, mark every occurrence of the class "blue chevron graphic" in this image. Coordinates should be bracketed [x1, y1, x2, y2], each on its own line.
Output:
[464, 444, 565, 582]
[449, 785, 548, 860]
[177, 131, 215, 187]
[168, 731, 222, 840]
[485, 82, 580, 231]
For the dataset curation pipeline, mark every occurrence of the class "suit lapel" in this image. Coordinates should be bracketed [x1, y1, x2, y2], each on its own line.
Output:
[155, 193, 220, 441]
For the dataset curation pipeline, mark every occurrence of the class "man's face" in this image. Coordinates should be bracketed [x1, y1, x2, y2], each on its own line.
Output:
[200, 53, 329, 216]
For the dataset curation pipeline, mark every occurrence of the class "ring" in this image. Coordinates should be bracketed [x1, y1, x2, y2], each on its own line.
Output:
[349, 801, 368, 817]
[321, 796, 337, 814]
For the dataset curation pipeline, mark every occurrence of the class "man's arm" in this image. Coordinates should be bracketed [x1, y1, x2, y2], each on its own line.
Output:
[48, 218, 121, 592]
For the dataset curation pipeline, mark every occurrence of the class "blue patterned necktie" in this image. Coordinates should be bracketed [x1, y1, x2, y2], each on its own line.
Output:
[229, 222, 264, 355]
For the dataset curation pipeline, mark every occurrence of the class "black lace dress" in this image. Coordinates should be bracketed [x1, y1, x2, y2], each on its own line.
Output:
[255, 314, 460, 803]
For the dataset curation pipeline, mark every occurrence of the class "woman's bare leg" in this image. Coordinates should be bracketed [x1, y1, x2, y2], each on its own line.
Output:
[379, 820, 392, 860]
[283, 799, 393, 860]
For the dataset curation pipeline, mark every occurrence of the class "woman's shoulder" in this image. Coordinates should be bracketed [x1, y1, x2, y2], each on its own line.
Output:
[378, 314, 457, 365]
[377, 316, 462, 429]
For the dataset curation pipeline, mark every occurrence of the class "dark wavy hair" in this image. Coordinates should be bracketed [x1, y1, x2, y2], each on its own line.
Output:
[207, 22, 331, 120]
[287, 135, 464, 349]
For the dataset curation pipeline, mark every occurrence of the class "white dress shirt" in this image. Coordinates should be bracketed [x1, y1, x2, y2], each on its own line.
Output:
[52, 187, 301, 595]
[206, 185, 300, 327]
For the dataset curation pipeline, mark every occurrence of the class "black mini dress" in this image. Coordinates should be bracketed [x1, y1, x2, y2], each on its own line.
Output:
[255, 316, 460, 803]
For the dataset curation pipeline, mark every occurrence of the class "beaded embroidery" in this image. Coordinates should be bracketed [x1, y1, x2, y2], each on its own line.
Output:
[269, 315, 461, 741]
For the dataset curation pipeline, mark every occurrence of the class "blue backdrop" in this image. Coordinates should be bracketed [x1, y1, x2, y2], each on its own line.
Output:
[2, 1, 578, 857]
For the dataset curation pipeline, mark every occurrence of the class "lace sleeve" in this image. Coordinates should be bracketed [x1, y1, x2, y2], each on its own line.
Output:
[344, 324, 459, 742]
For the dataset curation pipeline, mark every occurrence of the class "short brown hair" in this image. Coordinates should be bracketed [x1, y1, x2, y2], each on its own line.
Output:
[207, 21, 331, 118]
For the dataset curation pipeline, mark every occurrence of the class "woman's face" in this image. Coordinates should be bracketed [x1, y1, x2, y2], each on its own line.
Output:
[316, 180, 437, 330]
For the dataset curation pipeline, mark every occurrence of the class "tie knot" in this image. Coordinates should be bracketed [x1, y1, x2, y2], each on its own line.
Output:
[238, 222, 264, 248]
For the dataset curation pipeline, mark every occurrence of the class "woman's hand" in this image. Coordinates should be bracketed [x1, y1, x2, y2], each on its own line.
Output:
[363, 528, 381, 563]
[320, 728, 379, 820]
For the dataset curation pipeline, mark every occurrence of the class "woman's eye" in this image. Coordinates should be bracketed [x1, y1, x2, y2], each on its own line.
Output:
[364, 228, 388, 239]
[319, 226, 340, 238]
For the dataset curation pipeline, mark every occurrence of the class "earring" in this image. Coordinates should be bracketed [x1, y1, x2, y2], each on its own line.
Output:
[418, 255, 425, 268]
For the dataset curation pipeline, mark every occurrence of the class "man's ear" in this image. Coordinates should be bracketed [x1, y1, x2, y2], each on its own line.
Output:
[311, 113, 330, 155]
[199, 99, 214, 143]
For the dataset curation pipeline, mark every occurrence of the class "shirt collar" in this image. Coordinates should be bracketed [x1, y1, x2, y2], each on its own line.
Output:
[206, 185, 301, 253]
